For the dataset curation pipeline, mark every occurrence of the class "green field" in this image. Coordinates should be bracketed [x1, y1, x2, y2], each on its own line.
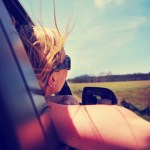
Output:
[68, 80, 150, 121]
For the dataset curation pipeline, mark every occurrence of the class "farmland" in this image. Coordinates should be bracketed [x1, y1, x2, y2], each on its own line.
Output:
[68, 80, 150, 121]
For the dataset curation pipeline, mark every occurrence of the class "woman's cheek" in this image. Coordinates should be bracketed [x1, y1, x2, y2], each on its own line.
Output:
[56, 70, 67, 92]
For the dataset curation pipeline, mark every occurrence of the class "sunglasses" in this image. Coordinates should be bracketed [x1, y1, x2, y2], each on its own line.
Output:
[55, 55, 71, 72]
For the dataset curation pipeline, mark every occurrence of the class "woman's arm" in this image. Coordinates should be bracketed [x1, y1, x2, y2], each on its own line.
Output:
[48, 102, 150, 150]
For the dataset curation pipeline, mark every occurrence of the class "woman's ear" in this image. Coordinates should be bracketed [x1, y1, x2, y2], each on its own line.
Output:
[48, 73, 56, 88]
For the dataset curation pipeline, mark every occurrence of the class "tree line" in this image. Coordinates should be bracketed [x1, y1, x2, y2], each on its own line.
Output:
[68, 72, 150, 83]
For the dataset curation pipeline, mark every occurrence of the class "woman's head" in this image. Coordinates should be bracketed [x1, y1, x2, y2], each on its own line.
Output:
[20, 25, 71, 97]
[17, 0, 74, 99]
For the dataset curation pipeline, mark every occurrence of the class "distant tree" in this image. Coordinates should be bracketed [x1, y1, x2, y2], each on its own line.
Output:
[107, 71, 112, 76]
[99, 72, 107, 76]
[68, 72, 150, 83]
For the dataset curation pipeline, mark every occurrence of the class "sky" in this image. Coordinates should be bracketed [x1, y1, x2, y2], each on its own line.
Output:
[20, 0, 150, 78]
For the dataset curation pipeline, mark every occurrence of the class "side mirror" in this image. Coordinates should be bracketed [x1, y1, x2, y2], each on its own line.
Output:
[82, 87, 118, 105]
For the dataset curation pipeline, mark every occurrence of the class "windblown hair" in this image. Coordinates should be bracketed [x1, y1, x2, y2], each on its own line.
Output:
[19, 24, 69, 86]
[19, 0, 74, 87]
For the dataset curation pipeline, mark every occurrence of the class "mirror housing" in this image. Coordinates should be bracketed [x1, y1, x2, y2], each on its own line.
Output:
[82, 87, 118, 105]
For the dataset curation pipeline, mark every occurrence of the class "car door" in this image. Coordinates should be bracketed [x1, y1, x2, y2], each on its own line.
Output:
[0, 0, 61, 149]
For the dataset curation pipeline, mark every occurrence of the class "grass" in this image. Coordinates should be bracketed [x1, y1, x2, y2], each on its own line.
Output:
[68, 80, 150, 121]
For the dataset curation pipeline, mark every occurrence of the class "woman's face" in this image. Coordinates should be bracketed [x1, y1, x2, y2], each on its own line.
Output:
[46, 48, 69, 96]
[55, 49, 68, 92]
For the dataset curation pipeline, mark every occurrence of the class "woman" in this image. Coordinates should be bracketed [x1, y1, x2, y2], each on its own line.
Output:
[20, 24, 150, 150]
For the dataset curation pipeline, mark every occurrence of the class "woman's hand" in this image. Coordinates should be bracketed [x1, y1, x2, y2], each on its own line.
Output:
[47, 95, 79, 105]
[61, 95, 79, 105]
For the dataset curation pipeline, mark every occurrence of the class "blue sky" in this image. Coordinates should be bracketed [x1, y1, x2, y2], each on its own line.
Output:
[20, 0, 150, 78]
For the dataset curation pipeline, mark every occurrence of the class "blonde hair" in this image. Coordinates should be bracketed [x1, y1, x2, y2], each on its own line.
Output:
[19, 24, 68, 86]
[33, 26, 66, 82]
[19, 0, 74, 86]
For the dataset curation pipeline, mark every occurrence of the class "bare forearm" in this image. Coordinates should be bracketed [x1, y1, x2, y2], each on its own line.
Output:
[48, 103, 150, 150]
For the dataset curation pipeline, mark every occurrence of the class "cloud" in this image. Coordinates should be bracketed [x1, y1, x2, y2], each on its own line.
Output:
[94, 0, 124, 9]
[67, 16, 150, 77]
[75, 16, 149, 40]
[69, 16, 150, 59]
[72, 0, 80, 5]
[128, 17, 150, 30]
[112, 32, 134, 49]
